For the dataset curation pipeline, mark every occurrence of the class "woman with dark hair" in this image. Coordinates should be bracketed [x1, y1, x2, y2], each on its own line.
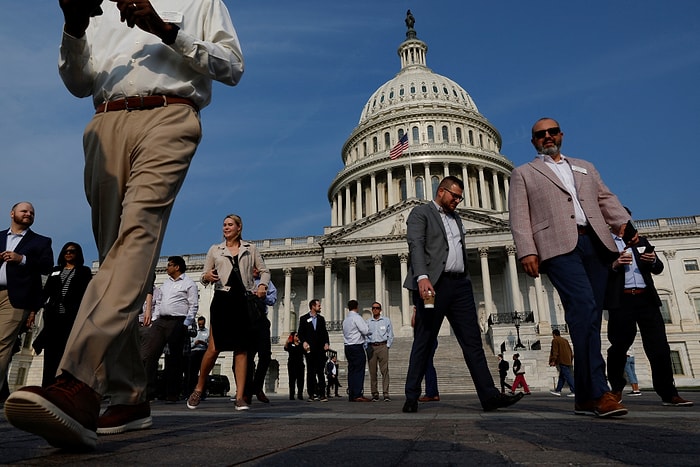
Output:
[36, 242, 92, 387]
[186, 214, 270, 411]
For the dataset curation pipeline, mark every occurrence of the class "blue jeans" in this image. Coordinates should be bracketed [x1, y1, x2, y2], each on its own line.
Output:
[555, 364, 575, 392]
[541, 233, 610, 403]
[344, 344, 366, 400]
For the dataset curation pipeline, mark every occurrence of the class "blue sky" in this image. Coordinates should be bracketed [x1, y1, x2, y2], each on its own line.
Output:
[2, 1, 699, 263]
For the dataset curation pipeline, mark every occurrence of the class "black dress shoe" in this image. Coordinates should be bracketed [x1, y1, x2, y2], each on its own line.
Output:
[402, 400, 418, 413]
[482, 391, 524, 412]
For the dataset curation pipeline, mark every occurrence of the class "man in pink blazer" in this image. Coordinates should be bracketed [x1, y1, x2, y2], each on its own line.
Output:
[509, 117, 630, 418]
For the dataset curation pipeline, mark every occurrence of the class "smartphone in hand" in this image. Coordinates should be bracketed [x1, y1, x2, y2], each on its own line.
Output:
[644, 245, 655, 254]
[622, 220, 638, 245]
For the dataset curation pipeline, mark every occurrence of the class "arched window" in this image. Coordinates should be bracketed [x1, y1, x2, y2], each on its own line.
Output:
[399, 179, 407, 201]
[415, 176, 425, 199]
[468, 130, 474, 145]
[431, 176, 440, 197]
[398, 128, 405, 139]
[456, 127, 463, 144]
[479, 134, 483, 147]
[427, 125, 435, 143]
[441, 125, 449, 143]
[373, 136, 378, 152]
[412, 126, 420, 143]
[384, 132, 391, 149]
[362, 141, 367, 157]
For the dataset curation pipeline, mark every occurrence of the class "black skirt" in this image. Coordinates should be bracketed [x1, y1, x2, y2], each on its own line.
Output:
[209, 289, 251, 352]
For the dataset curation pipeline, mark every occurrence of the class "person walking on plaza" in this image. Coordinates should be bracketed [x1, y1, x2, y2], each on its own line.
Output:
[141, 256, 198, 405]
[298, 299, 330, 402]
[4, 0, 244, 450]
[239, 267, 277, 405]
[403, 176, 523, 413]
[36, 242, 92, 388]
[605, 228, 692, 407]
[185, 316, 209, 396]
[549, 329, 575, 397]
[284, 332, 305, 400]
[187, 215, 270, 412]
[509, 117, 630, 418]
[497, 354, 512, 394]
[0, 202, 53, 398]
[367, 301, 394, 402]
[342, 300, 371, 402]
[325, 355, 340, 398]
[510, 353, 530, 395]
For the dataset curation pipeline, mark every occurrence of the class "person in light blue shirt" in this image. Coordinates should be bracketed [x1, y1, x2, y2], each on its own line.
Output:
[367, 302, 394, 401]
[343, 300, 371, 401]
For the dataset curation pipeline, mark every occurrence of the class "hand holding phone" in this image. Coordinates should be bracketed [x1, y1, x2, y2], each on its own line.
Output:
[622, 220, 638, 246]
[644, 245, 655, 254]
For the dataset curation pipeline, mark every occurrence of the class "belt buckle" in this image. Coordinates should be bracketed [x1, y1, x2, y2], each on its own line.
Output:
[124, 96, 144, 112]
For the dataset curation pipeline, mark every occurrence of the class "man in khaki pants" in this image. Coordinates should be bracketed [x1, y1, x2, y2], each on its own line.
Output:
[5, 0, 244, 450]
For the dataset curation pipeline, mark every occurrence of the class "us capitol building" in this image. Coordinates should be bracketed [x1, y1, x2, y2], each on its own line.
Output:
[13, 14, 700, 394]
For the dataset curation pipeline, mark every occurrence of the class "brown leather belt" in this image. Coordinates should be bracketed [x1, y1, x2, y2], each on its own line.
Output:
[623, 288, 646, 295]
[371, 341, 387, 347]
[95, 95, 198, 113]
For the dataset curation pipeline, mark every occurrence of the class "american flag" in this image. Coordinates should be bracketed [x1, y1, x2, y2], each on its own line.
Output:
[389, 133, 409, 160]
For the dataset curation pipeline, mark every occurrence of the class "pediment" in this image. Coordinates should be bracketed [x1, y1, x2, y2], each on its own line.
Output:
[320, 199, 510, 247]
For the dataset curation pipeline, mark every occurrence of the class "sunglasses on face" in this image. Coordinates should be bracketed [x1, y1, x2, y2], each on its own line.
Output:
[532, 127, 561, 139]
[64, 249, 77, 254]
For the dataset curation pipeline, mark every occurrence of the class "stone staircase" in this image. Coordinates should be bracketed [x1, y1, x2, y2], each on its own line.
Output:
[271, 331, 533, 396]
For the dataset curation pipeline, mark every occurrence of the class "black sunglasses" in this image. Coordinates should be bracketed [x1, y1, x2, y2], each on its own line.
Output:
[64, 249, 77, 254]
[532, 127, 561, 139]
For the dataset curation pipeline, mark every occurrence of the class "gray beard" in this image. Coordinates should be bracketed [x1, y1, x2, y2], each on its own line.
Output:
[539, 145, 560, 156]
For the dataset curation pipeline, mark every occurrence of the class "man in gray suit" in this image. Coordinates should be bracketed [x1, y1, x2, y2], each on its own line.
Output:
[509, 117, 630, 418]
[402, 176, 524, 413]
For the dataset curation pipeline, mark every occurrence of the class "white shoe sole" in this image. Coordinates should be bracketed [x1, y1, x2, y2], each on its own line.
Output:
[4, 391, 97, 450]
[97, 416, 153, 435]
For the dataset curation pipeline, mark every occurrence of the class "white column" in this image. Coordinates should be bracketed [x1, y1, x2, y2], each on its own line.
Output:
[344, 185, 352, 223]
[370, 172, 377, 214]
[400, 252, 410, 327]
[492, 171, 502, 211]
[323, 258, 332, 320]
[443, 161, 450, 178]
[506, 245, 522, 311]
[461, 164, 471, 207]
[478, 166, 487, 209]
[503, 176, 510, 208]
[404, 165, 413, 199]
[387, 169, 394, 206]
[331, 197, 338, 227]
[306, 265, 314, 302]
[283, 267, 292, 334]
[479, 247, 494, 318]
[348, 256, 357, 300]
[336, 192, 343, 225]
[534, 275, 548, 328]
[423, 163, 431, 200]
[373, 254, 382, 302]
[356, 179, 363, 220]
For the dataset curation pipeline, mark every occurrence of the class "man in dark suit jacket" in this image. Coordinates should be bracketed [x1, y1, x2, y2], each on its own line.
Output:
[402, 176, 523, 413]
[0, 202, 53, 396]
[605, 232, 693, 407]
[509, 117, 630, 418]
[297, 299, 330, 401]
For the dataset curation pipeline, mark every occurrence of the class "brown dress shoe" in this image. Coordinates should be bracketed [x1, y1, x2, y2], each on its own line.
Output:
[256, 391, 270, 403]
[97, 402, 153, 435]
[662, 396, 694, 407]
[418, 395, 440, 402]
[595, 391, 628, 417]
[3, 375, 100, 450]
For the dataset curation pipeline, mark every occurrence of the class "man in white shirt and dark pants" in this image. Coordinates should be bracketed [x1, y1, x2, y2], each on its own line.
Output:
[342, 300, 371, 402]
[141, 256, 199, 406]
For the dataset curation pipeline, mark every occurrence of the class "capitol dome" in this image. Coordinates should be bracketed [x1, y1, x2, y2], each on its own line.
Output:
[328, 11, 514, 228]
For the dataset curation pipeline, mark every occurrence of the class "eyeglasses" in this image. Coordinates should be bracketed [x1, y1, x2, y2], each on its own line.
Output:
[371, 306, 381, 310]
[443, 188, 464, 202]
[532, 127, 561, 139]
[64, 249, 77, 254]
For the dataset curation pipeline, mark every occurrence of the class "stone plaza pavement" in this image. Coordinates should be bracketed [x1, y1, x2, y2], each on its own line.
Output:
[1, 391, 699, 466]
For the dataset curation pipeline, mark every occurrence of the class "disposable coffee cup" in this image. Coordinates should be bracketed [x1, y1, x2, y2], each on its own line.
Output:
[424, 292, 435, 309]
